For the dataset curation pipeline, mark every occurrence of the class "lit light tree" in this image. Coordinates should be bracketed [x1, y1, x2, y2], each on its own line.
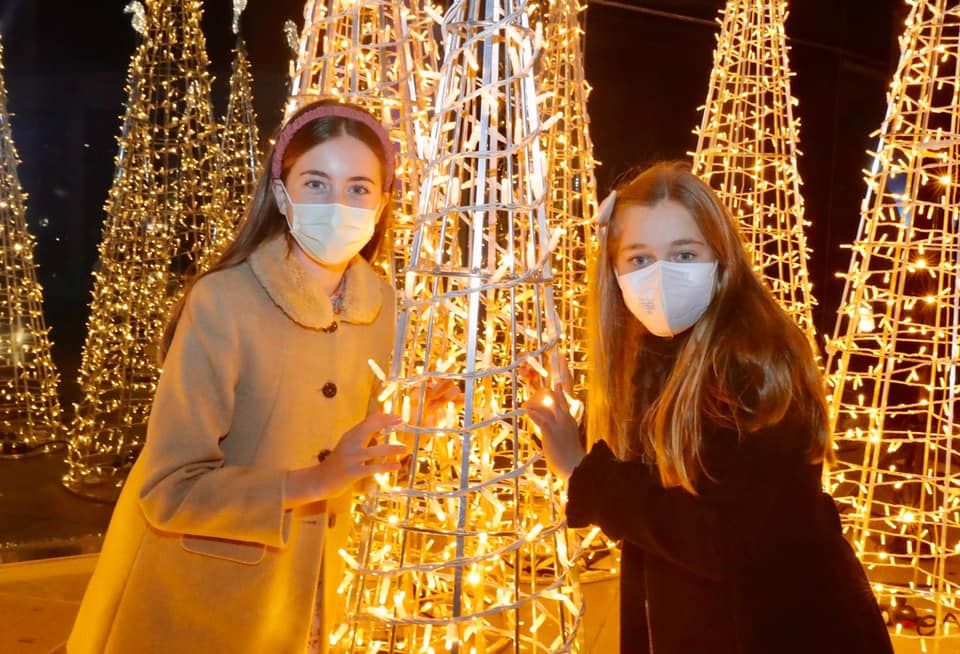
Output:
[826, 0, 960, 648]
[286, 0, 441, 280]
[0, 35, 62, 457]
[691, 0, 818, 348]
[537, 0, 597, 399]
[536, 0, 616, 579]
[218, 0, 260, 230]
[63, 0, 226, 500]
[332, 0, 585, 651]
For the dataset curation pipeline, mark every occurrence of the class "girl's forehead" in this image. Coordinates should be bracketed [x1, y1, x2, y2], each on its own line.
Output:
[614, 200, 705, 242]
[290, 135, 381, 178]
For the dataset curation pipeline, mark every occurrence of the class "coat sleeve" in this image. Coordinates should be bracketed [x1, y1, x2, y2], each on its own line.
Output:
[367, 282, 396, 415]
[137, 275, 291, 548]
[566, 422, 809, 582]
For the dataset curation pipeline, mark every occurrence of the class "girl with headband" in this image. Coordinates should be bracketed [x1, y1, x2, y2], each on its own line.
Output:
[525, 163, 892, 653]
[68, 99, 454, 653]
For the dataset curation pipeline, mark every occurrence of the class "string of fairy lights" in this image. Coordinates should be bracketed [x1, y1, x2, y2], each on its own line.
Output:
[286, 0, 441, 283]
[826, 0, 960, 647]
[536, 0, 597, 403]
[63, 0, 231, 501]
[691, 0, 819, 351]
[218, 0, 261, 230]
[535, 0, 619, 580]
[331, 0, 586, 651]
[0, 34, 62, 457]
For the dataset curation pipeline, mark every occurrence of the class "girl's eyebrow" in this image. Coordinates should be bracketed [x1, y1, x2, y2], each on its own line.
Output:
[620, 238, 706, 250]
[299, 170, 375, 184]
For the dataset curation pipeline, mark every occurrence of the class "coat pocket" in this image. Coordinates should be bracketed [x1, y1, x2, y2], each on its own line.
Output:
[180, 533, 267, 565]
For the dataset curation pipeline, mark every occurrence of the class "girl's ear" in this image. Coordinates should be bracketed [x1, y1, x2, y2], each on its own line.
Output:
[271, 181, 289, 218]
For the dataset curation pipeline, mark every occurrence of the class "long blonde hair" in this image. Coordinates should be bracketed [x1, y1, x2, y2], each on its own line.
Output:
[586, 162, 830, 493]
[159, 99, 393, 360]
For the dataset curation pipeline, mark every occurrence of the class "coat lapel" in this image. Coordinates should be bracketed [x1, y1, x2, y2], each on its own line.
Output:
[248, 235, 384, 330]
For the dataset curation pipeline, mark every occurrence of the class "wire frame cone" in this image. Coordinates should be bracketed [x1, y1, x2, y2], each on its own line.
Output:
[64, 0, 225, 501]
[286, 0, 441, 283]
[535, 0, 617, 580]
[219, 35, 261, 230]
[691, 0, 818, 349]
[332, 1, 584, 651]
[537, 0, 597, 401]
[826, 0, 960, 647]
[0, 35, 62, 457]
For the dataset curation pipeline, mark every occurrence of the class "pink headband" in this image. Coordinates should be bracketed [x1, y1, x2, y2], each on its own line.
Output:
[271, 104, 396, 190]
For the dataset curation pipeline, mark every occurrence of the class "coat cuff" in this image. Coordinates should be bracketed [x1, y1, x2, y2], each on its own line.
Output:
[235, 467, 292, 548]
[566, 440, 619, 529]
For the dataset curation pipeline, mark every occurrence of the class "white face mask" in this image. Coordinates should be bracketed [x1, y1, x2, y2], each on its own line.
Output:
[277, 185, 379, 266]
[617, 261, 718, 337]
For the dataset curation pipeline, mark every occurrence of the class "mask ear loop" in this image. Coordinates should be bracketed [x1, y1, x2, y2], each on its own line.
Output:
[595, 189, 617, 228]
[273, 181, 295, 222]
[595, 189, 617, 250]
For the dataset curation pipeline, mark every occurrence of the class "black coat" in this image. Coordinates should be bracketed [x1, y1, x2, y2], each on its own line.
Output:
[566, 416, 894, 654]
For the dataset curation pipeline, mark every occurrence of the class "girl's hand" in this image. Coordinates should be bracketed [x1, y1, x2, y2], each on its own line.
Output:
[524, 385, 585, 481]
[518, 351, 574, 399]
[284, 413, 407, 507]
[408, 378, 464, 428]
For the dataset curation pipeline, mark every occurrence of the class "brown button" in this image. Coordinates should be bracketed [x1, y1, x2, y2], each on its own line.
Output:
[322, 321, 338, 333]
[322, 382, 338, 398]
[328, 513, 337, 528]
[316, 449, 332, 463]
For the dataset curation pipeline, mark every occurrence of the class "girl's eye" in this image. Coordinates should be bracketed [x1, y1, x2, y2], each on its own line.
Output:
[628, 255, 651, 267]
[305, 179, 328, 192]
[348, 184, 371, 195]
[675, 251, 697, 262]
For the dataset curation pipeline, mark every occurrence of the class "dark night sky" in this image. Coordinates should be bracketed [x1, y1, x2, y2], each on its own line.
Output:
[0, 0, 902, 408]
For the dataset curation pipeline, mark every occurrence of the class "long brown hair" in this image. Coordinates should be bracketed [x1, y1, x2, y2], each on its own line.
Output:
[159, 98, 394, 360]
[587, 161, 830, 493]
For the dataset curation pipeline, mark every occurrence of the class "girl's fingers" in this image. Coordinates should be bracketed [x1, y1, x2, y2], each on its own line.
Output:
[362, 462, 402, 475]
[518, 361, 543, 390]
[353, 413, 402, 447]
[551, 385, 569, 413]
[364, 443, 409, 460]
[558, 353, 574, 394]
[524, 405, 545, 424]
[546, 351, 575, 396]
[442, 385, 464, 403]
[525, 406, 555, 432]
[426, 384, 461, 408]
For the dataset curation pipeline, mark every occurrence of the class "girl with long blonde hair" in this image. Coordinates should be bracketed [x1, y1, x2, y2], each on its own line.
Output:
[527, 162, 892, 654]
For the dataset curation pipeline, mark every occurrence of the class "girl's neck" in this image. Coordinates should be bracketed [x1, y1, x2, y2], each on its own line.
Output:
[290, 241, 350, 296]
[642, 330, 690, 359]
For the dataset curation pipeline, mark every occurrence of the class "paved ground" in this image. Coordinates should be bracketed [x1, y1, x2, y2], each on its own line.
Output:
[0, 451, 621, 652]
[0, 554, 620, 653]
[0, 449, 113, 563]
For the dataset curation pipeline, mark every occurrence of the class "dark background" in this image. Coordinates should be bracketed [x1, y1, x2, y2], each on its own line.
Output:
[0, 0, 904, 411]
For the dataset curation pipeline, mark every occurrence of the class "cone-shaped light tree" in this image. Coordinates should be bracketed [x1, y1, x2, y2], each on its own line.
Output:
[286, 0, 440, 280]
[64, 0, 226, 500]
[332, 0, 585, 651]
[0, 35, 62, 457]
[535, 0, 617, 578]
[692, 0, 818, 348]
[219, 0, 260, 230]
[826, 0, 960, 648]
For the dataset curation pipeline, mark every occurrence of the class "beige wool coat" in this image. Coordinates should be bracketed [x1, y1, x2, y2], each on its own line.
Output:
[67, 235, 395, 654]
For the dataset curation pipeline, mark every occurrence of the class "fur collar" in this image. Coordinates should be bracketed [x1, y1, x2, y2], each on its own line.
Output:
[248, 235, 384, 330]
